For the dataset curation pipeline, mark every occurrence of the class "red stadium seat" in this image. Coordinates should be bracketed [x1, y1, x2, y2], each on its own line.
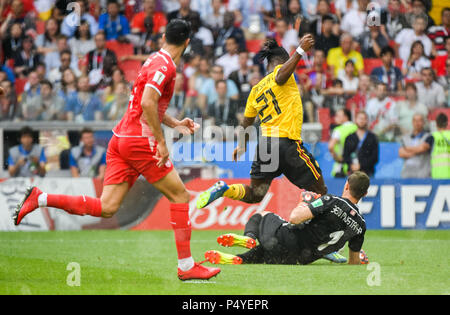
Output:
[317, 107, 331, 141]
[431, 55, 447, 77]
[106, 40, 134, 60]
[15, 78, 27, 96]
[364, 58, 382, 74]
[119, 60, 142, 83]
[246, 39, 264, 54]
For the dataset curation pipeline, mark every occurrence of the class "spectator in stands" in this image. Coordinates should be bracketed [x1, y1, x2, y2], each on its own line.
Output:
[284, 0, 302, 29]
[103, 81, 129, 121]
[21, 79, 66, 121]
[203, 0, 225, 34]
[358, 25, 389, 59]
[216, 37, 241, 78]
[69, 128, 106, 180]
[395, 14, 432, 64]
[20, 71, 41, 104]
[328, 108, 357, 177]
[313, 14, 340, 56]
[131, 0, 167, 35]
[371, 46, 403, 92]
[343, 111, 379, 177]
[167, 72, 186, 119]
[396, 82, 428, 136]
[229, 50, 253, 109]
[0, 0, 35, 38]
[189, 11, 214, 58]
[207, 79, 239, 127]
[398, 113, 432, 178]
[214, 11, 246, 58]
[340, 0, 369, 39]
[322, 79, 347, 118]
[366, 82, 399, 141]
[61, 0, 98, 38]
[335, 0, 359, 21]
[44, 35, 79, 75]
[437, 57, 450, 107]
[337, 59, 359, 96]
[48, 49, 82, 88]
[274, 18, 299, 54]
[68, 20, 96, 64]
[327, 33, 364, 78]
[65, 75, 104, 122]
[188, 56, 211, 97]
[83, 32, 118, 86]
[167, 0, 197, 22]
[430, 113, 450, 179]
[385, 0, 409, 40]
[0, 79, 19, 121]
[198, 65, 239, 115]
[309, 0, 338, 37]
[8, 126, 47, 178]
[403, 40, 432, 80]
[2, 22, 23, 60]
[228, 0, 273, 40]
[406, 0, 435, 29]
[13, 36, 42, 78]
[428, 7, 450, 57]
[98, 0, 130, 41]
[35, 18, 60, 56]
[416, 67, 446, 110]
[58, 68, 79, 103]
[102, 67, 126, 105]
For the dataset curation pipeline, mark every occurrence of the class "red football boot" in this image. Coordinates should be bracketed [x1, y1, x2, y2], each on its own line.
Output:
[177, 262, 221, 281]
[14, 187, 42, 226]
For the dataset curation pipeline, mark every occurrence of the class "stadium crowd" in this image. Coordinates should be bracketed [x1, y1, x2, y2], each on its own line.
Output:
[1, 0, 449, 179]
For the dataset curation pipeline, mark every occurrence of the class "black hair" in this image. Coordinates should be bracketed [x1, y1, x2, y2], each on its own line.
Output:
[344, 59, 355, 67]
[322, 14, 334, 23]
[341, 108, 352, 121]
[436, 113, 448, 129]
[80, 127, 94, 136]
[380, 45, 395, 57]
[74, 19, 91, 40]
[40, 79, 53, 90]
[19, 126, 34, 138]
[165, 19, 191, 46]
[259, 38, 289, 65]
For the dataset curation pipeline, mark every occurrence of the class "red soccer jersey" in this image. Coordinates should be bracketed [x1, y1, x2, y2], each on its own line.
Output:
[113, 48, 176, 139]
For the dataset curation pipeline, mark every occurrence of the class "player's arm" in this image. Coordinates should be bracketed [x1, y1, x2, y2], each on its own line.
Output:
[141, 86, 168, 168]
[289, 202, 314, 225]
[348, 249, 361, 265]
[275, 34, 314, 85]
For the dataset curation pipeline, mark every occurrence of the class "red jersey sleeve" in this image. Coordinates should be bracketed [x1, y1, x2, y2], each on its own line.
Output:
[144, 61, 174, 97]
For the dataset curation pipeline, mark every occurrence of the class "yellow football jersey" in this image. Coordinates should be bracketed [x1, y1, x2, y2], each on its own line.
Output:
[244, 64, 303, 141]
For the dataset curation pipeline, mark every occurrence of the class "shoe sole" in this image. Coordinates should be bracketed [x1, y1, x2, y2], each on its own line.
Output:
[204, 250, 243, 265]
[196, 181, 226, 209]
[217, 233, 256, 249]
[13, 186, 35, 226]
[178, 268, 221, 281]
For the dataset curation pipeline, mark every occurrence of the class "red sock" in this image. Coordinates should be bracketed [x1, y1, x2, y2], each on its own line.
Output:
[46, 194, 102, 217]
[170, 203, 192, 259]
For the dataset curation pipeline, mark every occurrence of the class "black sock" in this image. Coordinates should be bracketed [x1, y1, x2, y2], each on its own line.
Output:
[244, 213, 262, 240]
[237, 246, 265, 264]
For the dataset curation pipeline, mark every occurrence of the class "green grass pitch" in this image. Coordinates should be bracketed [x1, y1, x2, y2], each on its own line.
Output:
[0, 230, 449, 295]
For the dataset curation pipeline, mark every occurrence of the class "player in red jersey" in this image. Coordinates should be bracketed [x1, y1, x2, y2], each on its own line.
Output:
[13, 19, 220, 281]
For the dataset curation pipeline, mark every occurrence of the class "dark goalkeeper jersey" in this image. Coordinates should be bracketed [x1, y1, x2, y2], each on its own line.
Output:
[292, 194, 366, 264]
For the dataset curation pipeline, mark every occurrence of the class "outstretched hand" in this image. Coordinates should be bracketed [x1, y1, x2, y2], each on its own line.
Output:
[175, 118, 200, 135]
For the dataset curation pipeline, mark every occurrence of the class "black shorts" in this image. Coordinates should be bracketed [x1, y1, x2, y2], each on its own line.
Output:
[250, 137, 323, 189]
[257, 213, 317, 265]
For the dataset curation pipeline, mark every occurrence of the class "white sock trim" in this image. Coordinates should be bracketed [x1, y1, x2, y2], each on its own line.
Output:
[178, 257, 195, 272]
[38, 192, 47, 207]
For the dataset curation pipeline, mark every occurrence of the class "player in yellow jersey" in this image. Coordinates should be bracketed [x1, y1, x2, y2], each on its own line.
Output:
[197, 36, 346, 263]
[197, 35, 327, 209]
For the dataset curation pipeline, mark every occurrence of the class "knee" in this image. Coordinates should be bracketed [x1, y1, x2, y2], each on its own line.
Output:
[100, 198, 120, 218]
[167, 188, 190, 204]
